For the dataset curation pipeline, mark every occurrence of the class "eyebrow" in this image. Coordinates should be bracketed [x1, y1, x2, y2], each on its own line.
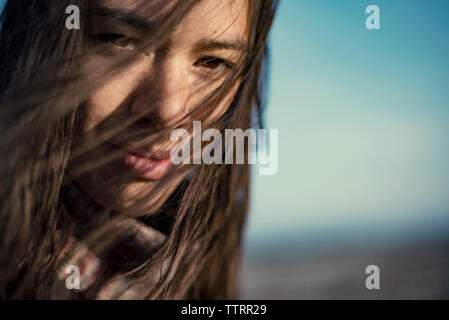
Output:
[194, 39, 247, 52]
[90, 6, 247, 52]
[90, 6, 154, 31]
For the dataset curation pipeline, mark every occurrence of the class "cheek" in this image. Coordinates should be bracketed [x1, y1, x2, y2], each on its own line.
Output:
[206, 80, 241, 122]
[80, 90, 119, 132]
[79, 57, 148, 132]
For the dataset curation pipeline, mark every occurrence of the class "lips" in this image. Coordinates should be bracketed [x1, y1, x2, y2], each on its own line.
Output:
[110, 144, 173, 180]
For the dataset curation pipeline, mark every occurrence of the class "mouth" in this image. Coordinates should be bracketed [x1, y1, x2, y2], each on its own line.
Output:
[110, 144, 173, 180]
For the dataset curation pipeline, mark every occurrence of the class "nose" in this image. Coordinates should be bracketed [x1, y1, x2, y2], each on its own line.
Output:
[130, 50, 190, 126]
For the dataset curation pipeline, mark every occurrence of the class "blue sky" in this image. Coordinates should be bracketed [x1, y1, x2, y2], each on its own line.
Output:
[0, 0, 4, 20]
[247, 0, 449, 250]
[1, 1, 449, 251]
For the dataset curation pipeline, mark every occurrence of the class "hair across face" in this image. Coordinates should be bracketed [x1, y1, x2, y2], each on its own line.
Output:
[69, 0, 250, 215]
[0, 0, 279, 299]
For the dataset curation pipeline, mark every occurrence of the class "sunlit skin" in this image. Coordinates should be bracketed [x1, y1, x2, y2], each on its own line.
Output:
[68, 0, 249, 215]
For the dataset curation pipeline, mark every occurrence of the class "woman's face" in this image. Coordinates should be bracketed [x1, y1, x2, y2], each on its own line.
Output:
[69, 0, 249, 214]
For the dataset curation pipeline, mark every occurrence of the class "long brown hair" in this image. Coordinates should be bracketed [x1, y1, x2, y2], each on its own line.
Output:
[0, 0, 278, 299]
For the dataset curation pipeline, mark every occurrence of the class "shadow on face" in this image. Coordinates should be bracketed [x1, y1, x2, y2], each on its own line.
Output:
[68, 0, 250, 215]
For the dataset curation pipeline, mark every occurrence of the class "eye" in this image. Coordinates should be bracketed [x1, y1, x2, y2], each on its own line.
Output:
[90, 33, 139, 50]
[194, 56, 234, 72]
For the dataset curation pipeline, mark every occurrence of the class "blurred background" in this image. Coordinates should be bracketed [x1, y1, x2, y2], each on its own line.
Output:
[241, 0, 449, 299]
[1, 0, 448, 299]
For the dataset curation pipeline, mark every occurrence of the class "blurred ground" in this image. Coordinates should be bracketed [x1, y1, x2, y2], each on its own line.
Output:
[240, 240, 449, 299]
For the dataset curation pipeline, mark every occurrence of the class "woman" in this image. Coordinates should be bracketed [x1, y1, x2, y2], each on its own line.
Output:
[0, 0, 278, 299]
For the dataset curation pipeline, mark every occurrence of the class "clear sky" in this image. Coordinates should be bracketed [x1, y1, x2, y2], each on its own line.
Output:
[1, 1, 449, 251]
[0, 0, 4, 19]
[247, 0, 449, 251]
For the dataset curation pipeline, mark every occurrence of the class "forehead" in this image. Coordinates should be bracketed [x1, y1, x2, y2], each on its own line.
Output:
[92, 0, 249, 43]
